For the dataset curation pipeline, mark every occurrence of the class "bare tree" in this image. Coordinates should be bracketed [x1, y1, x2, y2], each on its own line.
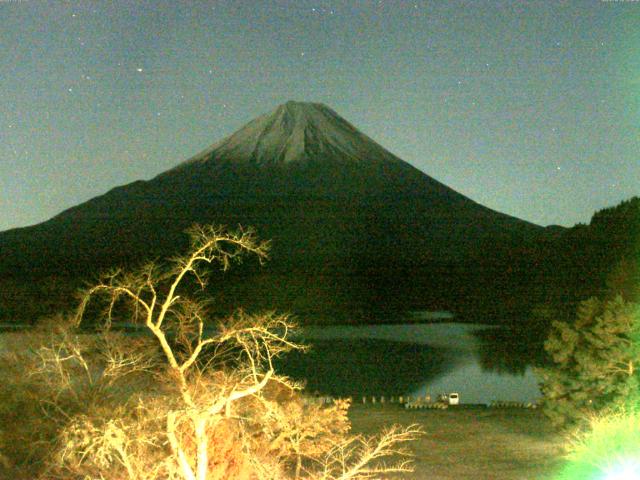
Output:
[3, 225, 422, 479]
[315, 424, 423, 480]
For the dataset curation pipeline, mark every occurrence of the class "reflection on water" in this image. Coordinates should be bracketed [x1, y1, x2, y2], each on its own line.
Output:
[276, 322, 544, 404]
[473, 327, 547, 376]
[409, 353, 542, 405]
[1, 322, 545, 404]
[275, 338, 447, 397]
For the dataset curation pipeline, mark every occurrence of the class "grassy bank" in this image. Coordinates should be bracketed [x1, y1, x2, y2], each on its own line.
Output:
[348, 404, 566, 480]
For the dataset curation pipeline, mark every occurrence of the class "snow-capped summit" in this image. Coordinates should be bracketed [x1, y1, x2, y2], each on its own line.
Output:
[176, 101, 403, 168]
[0, 100, 546, 325]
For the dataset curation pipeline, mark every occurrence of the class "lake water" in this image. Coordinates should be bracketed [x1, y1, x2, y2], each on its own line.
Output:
[277, 322, 542, 405]
[0, 321, 543, 405]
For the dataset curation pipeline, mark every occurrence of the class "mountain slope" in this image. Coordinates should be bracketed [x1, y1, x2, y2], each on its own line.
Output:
[0, 101, 548, 322]
[174, 100, 405, 167]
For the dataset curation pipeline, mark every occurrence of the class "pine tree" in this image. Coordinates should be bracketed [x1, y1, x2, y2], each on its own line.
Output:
[537, 296, 640, 428]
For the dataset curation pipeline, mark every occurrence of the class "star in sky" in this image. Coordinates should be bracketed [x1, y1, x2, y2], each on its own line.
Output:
[0, 0, 637, 231]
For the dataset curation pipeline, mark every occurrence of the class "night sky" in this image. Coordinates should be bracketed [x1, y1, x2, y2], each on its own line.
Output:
[1, 0, 638, 232]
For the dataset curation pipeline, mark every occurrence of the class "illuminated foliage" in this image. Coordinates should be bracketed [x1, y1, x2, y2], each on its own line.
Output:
[537, 296, 640, 428]
[0, 225, 422, 479]
[555, 406, 640, 479]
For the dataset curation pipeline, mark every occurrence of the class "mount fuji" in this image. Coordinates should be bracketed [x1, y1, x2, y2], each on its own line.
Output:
[0, 101, 549, 322]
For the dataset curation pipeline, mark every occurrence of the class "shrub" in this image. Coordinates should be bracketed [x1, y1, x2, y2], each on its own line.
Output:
[0, 225, 421, 479]
[556, 405, 640, 479]
[537, 296, 640, 428]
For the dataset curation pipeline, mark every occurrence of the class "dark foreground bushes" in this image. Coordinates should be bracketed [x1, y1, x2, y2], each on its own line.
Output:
[0, 225, 421, 479]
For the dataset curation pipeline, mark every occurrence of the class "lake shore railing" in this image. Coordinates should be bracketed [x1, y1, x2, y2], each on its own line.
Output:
[307, 395, 540, 409]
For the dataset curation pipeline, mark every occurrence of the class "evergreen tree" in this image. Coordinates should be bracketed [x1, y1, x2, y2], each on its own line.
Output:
[537, 296, 640, 428]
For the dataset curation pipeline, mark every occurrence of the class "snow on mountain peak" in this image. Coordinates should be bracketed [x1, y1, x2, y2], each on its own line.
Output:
[177, 101, 403, 168]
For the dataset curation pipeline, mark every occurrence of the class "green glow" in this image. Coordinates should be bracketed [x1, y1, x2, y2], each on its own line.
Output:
[554, 303, 640, 479]
[604, 460, 640, 480]
[554, 327, 640, 480]
[554, 408, 640, 479]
